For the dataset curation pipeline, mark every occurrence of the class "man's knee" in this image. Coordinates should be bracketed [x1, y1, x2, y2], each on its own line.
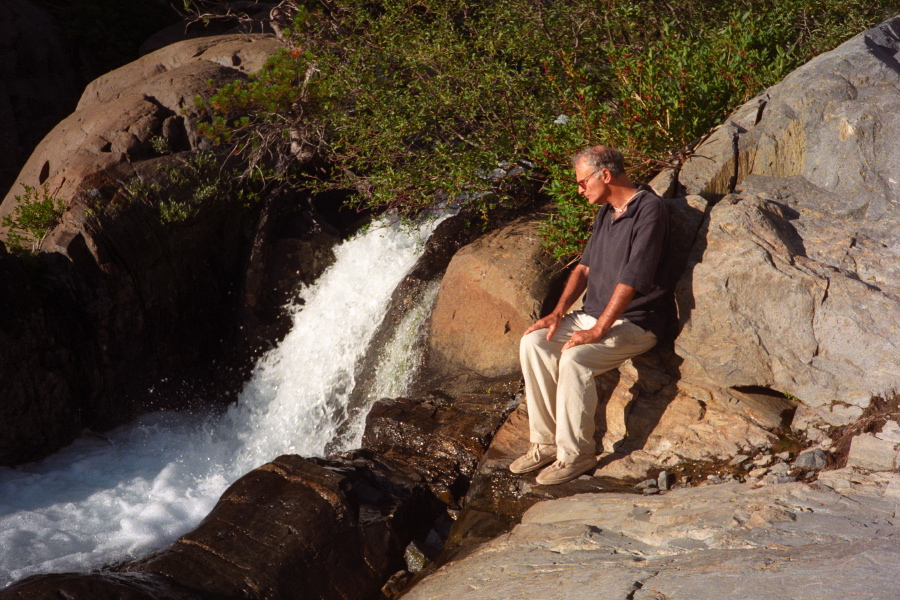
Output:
[520, 328, 548, 354]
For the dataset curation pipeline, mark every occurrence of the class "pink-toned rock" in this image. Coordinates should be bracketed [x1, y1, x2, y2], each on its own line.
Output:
[1, 34, 283, 226]
[426, 215, 566, 379]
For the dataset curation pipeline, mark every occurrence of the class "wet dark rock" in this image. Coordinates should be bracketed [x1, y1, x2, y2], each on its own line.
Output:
[0, 572, 197, 600]
[0, 381, 515, 600]
[125, 454, 441, 600]
[0, 182, 339, 465]
[362, 388, 518, 506]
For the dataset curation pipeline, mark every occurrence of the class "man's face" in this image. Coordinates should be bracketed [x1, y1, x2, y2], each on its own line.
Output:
[574, 160, 610, 205]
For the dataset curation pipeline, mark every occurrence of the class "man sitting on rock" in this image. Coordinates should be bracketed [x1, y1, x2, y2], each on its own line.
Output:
[511, 145, 670, 485]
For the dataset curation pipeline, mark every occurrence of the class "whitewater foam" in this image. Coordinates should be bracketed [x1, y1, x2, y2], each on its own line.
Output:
[0, 216, 444, 588]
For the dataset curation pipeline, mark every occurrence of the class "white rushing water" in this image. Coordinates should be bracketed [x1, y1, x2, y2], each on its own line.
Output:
[0, 216, 444, 588]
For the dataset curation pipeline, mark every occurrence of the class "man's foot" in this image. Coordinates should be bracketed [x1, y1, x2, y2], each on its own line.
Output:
[509, 443, 557, 474]
[535, 454, 598, 485]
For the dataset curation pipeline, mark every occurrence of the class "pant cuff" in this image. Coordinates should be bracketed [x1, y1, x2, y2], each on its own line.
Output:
[530, 433, 556, 445]
[558, 449, 594, 463]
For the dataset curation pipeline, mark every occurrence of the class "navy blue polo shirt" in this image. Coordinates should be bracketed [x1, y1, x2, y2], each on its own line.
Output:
[578, 184, 670, 338]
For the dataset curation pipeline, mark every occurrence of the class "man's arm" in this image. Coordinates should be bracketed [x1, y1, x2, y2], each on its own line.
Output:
[562, 282, 635, 351]
[524, 264, 590, 341]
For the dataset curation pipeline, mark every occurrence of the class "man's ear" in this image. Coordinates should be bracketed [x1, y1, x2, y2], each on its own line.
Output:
[600, 168, 612, 182]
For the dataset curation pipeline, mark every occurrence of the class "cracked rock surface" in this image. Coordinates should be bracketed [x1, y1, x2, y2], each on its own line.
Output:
[404, 469, 900, 600]
[674, 16, 900, 431]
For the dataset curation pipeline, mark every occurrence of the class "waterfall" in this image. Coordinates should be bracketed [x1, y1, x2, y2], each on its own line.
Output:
[0, 215, 446, 588]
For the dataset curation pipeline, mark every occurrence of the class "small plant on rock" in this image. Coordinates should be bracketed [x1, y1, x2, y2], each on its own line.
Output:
[1, 184, 65, 254]
[120, 151, 265, 224]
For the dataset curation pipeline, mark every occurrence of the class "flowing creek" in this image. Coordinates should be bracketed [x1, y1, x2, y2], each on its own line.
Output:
[0, 217, 445, 588]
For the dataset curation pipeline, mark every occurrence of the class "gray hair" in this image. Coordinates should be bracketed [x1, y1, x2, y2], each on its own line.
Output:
[572, 146, 626, 177]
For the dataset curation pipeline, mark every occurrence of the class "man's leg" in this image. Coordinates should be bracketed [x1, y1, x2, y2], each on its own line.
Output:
[511, 314, 584, 474]
[518, 313, 583, 446]
[554, 317, 657, 463]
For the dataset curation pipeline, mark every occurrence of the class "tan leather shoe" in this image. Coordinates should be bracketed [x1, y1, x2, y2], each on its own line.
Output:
[509, 443, 557, 474]
[535, 454, 598, 485]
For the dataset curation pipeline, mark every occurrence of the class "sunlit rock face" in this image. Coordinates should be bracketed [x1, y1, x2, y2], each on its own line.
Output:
[0, 33, 283, 220]
[676, 16, 900, 430]
[426, 215, 567, 380]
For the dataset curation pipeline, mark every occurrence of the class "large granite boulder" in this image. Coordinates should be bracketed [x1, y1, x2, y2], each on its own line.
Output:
[0, 0, 81, 200]
[0, 34, 341, 465]
[0, 33, 283, 220]
[426, 215, 567, 379]
[675, 16, 900, 430]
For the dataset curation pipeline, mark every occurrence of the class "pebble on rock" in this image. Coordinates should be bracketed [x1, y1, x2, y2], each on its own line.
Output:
[769, 462, 791, 477]
[749, 467, 770, 478]
[752, 455, 774, 468]
[729, 454, 750, 467]
[657, 470, 670, 491]
[795, 448, 827, 471]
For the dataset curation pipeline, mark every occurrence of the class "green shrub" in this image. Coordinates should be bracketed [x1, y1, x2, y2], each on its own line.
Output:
[121, 152, 265, 224]
[194, 0, 895, 258]
[2, 184, 65, 254]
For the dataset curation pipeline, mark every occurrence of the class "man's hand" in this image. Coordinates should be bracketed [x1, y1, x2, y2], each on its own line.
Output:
[524, 312, 565, 341]
[561, 324, 608, 351]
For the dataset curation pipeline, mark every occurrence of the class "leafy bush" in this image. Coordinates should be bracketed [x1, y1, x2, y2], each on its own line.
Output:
[2, 184, 65, 254]
[195, 0, 895, 257]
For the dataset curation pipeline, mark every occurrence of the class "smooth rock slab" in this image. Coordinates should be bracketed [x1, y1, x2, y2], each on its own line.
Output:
[405, 469, 900, 600]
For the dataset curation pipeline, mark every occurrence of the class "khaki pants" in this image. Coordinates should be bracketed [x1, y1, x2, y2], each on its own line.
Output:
[519, 311, 657, 463]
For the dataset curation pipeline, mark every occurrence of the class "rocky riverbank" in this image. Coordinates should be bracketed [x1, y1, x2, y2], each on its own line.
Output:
[1, 6, 899, 600]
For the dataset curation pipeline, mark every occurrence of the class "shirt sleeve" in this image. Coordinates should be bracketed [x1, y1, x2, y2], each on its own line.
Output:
[617, 196, 668, 295]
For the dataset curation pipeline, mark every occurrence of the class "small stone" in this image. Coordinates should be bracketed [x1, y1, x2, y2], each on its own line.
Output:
[806, 428, 828, 443]
[795, 448, 827, 471]
[404, 542, 428, 573]
[657, 470, 670, 491]
[729, 454, 750, 467]
[770, 462, 791, 476]
[382, 570, 411, 598]
[749, 467, 769, 478]
[707, 475, 723, 484]
[776, 451, 792, 461]
[876, 420, 900, 443]
[642, 486, 660, 495]
[636, 478, 657, 490]
[752, 455, 774, 468]
[762, 473, 797, 485]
